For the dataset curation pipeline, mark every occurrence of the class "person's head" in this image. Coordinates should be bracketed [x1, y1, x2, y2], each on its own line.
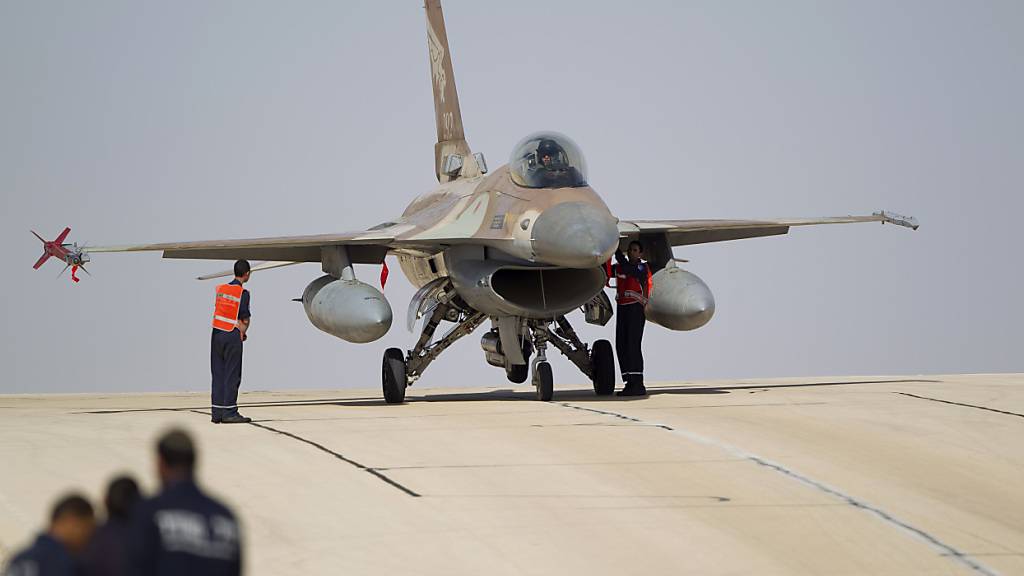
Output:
[233, 259, 251, 283]
[156, 428, 196, 486]
[48, 494, 95, 554]
[537, 139, 563, 167]
[627, 240, 644, 262]
[104, 475, 140, 522]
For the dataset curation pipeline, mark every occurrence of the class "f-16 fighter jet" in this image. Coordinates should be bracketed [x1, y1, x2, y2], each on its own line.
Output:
[41, 1, 917, 402]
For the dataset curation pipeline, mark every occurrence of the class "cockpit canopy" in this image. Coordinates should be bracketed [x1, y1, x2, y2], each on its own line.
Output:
[509, 132, 588, 189]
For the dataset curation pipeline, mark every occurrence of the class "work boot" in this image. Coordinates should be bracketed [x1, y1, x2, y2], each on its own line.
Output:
[220, 413, 252, 424]
[617, 375, 647, 397]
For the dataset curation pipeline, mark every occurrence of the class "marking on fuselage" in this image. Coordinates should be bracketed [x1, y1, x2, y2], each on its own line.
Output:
[556, 402, 1001, 576]
[412, 192, 490, 240]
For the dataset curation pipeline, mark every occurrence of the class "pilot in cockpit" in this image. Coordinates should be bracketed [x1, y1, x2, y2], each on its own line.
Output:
[510, 132, 588, 188]
[537, 139, 565, 168]
[534, 139, 580, 187]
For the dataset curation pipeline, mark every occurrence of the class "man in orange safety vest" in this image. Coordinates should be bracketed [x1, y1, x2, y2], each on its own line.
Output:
[210, 260, 252, 423]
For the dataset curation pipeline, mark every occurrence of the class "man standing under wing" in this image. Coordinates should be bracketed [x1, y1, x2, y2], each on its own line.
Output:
[211, 260, 252, 424]
[612, 241, 652, 397]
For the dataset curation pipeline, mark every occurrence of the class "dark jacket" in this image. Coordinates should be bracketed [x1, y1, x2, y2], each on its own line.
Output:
[128, 480, 241, 576]
[80, 519, 132, 576]
[3, 534, 76, 576]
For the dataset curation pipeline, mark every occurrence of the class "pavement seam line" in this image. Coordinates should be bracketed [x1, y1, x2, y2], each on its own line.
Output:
[187, 410, 420, 497]
[248, 421, 421, 498]
[558, 402, 1000, 576]
[896, 392, 1024, 419]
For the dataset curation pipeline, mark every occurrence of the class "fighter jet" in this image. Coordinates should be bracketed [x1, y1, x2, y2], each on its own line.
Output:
[48, 1, 917, 403]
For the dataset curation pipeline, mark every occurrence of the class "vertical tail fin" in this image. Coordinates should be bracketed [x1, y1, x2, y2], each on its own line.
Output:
[425, 0, 478, 182]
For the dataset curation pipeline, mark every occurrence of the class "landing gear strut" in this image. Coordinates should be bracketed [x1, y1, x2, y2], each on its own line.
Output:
[381, 285, 485, 403]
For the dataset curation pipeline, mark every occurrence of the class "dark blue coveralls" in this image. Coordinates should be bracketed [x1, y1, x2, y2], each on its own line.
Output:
[128, 479, 242, 576]
[612, 252, 649, 390]
[3, 533, 76, 576]
[211, 279, 249, 422]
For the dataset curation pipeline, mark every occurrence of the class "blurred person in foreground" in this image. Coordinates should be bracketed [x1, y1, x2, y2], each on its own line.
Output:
[3, 494, 95, 576]
[80, 476, 141, 576]
[129, 428, 242, 575]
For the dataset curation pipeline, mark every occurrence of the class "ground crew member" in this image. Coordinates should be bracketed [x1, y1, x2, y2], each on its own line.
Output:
[128, 429, 242, 576]
[612, 241, 652, 396]
[81, 475, 141, 576]
[3, 494, 95, 576]
[211, 260, 252, 424]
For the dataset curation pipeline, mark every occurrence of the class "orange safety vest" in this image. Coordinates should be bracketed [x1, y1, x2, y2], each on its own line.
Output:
[212, 284, 244, 332]
[613, 261, 652, 306]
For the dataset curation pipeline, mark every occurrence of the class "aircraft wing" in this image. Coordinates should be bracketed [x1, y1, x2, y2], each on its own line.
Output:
[85, 230, 397, 264]
[618, 211, 918, 247]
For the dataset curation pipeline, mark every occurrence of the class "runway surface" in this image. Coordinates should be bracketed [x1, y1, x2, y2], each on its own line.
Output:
[1, 373, 1022, 575]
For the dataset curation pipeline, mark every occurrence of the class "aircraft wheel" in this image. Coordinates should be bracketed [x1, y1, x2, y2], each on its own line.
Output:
[591, 339, 615, 396]
[382, 348, 407, 404]
[534, 361, 554, 401]
[505, 340, 533, 384]
[506, 363, 528, 384]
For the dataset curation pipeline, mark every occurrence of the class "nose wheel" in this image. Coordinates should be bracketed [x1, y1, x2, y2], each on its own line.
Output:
[382, 347, 407, 404]
[533, 361, 553, 401]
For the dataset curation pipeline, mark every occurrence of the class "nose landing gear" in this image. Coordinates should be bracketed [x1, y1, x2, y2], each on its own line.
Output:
[523, 315, 617, 402]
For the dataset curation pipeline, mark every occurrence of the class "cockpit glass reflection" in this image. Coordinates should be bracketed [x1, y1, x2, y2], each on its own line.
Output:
[509, 132, 588, 189]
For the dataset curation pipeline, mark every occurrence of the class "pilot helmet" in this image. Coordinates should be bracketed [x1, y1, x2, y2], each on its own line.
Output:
[536, 139, 565, 166]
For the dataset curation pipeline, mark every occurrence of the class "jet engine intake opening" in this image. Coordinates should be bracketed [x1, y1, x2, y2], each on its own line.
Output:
[491, 267, 605, 313]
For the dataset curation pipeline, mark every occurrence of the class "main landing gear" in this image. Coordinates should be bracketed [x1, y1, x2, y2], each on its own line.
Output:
[380, 288, 486, 404]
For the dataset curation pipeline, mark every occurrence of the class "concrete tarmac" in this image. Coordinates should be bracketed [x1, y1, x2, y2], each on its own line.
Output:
[1, 373, 1022, 575]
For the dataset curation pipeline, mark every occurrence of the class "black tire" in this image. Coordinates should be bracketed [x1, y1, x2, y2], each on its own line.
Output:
[506, 340, 533, 384]
[382, 348, 407, 404]
[534, 361, 553, 401]
[506, 363, 528, 384]
[591, 339, 615, 396]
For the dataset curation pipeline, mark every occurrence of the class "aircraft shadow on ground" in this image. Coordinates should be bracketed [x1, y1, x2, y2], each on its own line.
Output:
[331, 378, 942, 406]
[73, 379, 941, 414]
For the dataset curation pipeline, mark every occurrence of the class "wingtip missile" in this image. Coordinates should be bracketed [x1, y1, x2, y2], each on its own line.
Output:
[32, 227, 91, 281]
[874, 211, 920, 231]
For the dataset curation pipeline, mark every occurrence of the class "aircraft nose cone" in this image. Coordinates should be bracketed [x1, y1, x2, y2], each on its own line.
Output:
[532, 202, 619, 268]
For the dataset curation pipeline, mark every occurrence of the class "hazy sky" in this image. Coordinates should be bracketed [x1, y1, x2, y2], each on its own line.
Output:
[2, 1, 1021, 394]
